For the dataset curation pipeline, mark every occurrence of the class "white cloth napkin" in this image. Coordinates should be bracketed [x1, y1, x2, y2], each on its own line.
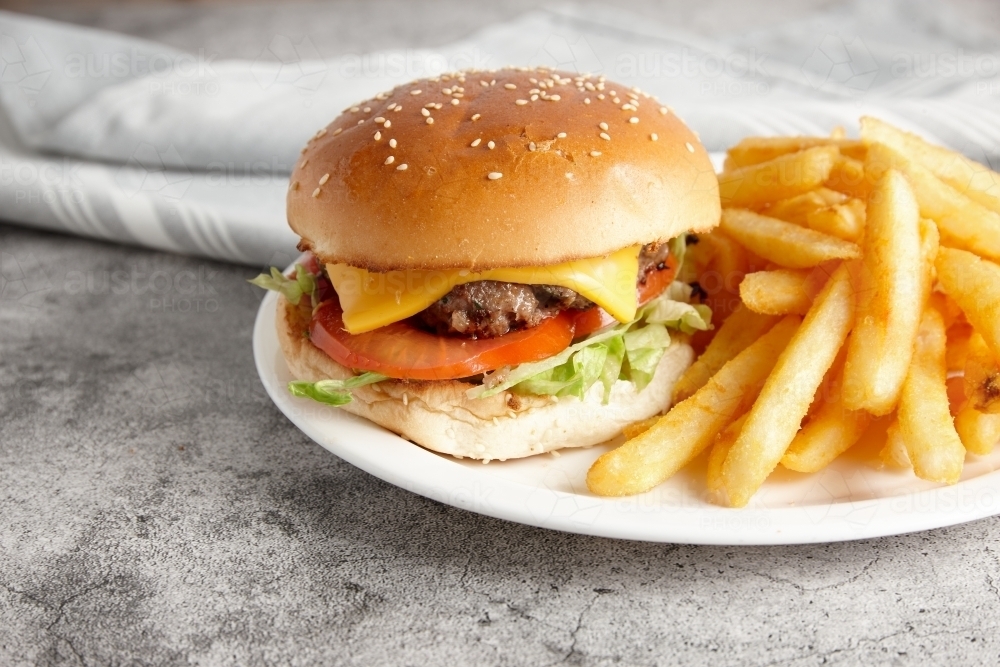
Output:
[1, 1, 998, 266]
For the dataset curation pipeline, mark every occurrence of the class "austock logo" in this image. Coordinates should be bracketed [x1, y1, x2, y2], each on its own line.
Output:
[0, 252, 53, 308]
[251, 35, 327, 93]
[0, 32, 53, 105]
[529, 33, 603, 74]
[114, 142, 193, 200]
[801, 34, 878, 95]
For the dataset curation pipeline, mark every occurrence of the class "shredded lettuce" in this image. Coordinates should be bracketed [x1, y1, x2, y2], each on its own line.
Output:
[288, 372, 388, 406]
[468, 281, 711, 402]
[249, 264, 317, 306]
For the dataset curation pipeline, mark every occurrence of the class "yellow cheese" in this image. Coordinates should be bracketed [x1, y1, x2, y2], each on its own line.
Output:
[328, 246, 641, 334]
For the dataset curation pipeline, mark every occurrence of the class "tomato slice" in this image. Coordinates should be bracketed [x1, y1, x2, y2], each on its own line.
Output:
[310, 300, 576, 381]
[572, 253, 679, 338]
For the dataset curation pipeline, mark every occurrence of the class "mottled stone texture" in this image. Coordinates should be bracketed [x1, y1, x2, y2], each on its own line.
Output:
[4, 222, 1000, 666]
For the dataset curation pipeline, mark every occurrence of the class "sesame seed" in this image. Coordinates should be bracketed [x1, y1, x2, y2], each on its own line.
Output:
[383, 120, 391, 128]
[528, 142, 536, 151]
[363, 107, 371, 113]
[610, 90, 617, 96]
[531, 94, 539, 101]
[488, 141, 495, 149]
[651, 133, 658, 141]
[357, 119, 364, 125]
[385, 156, 395, 165]
[333, 128, 343, 136]
[584, 98, 591, 104]
[396, 164, 408, 171]
[488, 172, 503, 180]
[490, 79, 496, 86]
[389, 138, 397, 148]
[471, 113, 481, 121]
[290, 181, 299, 190]
[311, 187, 321, 198]
[374, 116, 385, 124]
[394, 106, 402, 112]
[585, 82, 596, 91]
[301, 159, 308, 168]
[350, 106, 360, 112]
[549, 95, 560, 101]
[659, 107, 669, 115]
[421, 108, 430, 117]
[426, 117, 434, 125]
[504, 83, 517, 89]
[557, 132, 567, 138]
[613, 97, 620, 104]
[529, 88, 540, 94]
[433, 103, 443, 109]
[471, 138, 481, 147]
[480, 80, 489, 87]
[316, 128, 328, 138]
[515, 99, 528, 105]
[387, 102, 397, 110]
[410, 89, 422, 95]
[451, 98, 460, 105]
[622, 104, 636, 111]
[443, 88, 452, 94]
[600, 132, 611, 141]
[590, 151, 601, 157]
[599, 122, 608, 131]
[565, 172, 573, 179]
[686, 142, 695, 153]
[374, 131, 382, 140]
[629, 117, 639, 124]
[598, 94, 605, 100]
[319, 173, 330, 185]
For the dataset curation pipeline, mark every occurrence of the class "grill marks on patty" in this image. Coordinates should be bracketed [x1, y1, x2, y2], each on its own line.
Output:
[416, 243, 673, 339]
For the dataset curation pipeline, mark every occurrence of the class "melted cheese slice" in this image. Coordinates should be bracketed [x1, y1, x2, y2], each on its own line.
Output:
[328, 245, 640, 334]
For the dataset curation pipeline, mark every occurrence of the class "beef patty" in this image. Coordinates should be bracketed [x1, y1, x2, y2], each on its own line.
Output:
[416, 242, 673, 338]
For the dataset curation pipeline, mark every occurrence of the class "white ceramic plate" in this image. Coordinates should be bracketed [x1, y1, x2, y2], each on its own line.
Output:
[253, 285, 1000, 545]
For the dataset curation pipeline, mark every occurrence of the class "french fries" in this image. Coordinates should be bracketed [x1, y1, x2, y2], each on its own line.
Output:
[724, 137, 865, 171]
[896, 307, 966, 484]
[936, 247, 1000, 359]
[867, 143, 1000, 261]
[841, 169, 925, 415]
[721, 265, 855, 507]
[586, 317, 799, 497]
[764, 189, 865, 242]
[718, 146, 839, 209]
[589, 118, 1000, 506]
[671, 304, 779, 403]
[963, 333, 1000, 414]
[739, 266, 830, 316]
[781, 350, 872, 473]
[860, 116, 1000, 215]
[720, 209, 860, 268]
[955, 404, 1000, 456]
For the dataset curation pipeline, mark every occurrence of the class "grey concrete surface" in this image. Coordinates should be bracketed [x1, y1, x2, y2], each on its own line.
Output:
[4, 1, 1000, 665]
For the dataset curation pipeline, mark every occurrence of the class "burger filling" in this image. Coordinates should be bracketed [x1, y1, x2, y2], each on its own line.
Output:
[416, 242, 673, 338]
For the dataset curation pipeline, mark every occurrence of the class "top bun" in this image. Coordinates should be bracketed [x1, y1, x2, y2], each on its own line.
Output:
[288, 67, 719, 272]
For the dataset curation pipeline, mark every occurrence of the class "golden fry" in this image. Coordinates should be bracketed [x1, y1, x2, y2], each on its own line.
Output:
[706, 415, 747, 495]
[739, 266, 831, 316]
[718, 146, 839, 209]
[587, 317, 800, 497]
[671, 304, 779, 403]
[721, 264, 856, 507]
[964, 333, 1000, 414]
[860, 116, 1000, 215]
[781, 351, 872, 473]
[622, 416, 659, 441]
[867, 142, 1000, 261]
[724, 137, 865, 170]
[936, 247, 1000, 360]
[824, 156, 869, 199]
[896, 307, 966, 484]
[955, 403, 1000, 456]
[841, 169, 925, 415]
[880, 420, 911, 469]
[720, 209, 860, 268]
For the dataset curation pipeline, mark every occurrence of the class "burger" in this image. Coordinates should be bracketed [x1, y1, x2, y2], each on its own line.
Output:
[252, 67, 720, 461]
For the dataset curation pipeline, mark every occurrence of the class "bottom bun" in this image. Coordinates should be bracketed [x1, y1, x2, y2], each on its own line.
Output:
[277, 296, 693, 461]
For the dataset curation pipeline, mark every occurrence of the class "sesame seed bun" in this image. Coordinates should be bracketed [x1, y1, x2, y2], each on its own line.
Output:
[288, 67, 720, 272]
